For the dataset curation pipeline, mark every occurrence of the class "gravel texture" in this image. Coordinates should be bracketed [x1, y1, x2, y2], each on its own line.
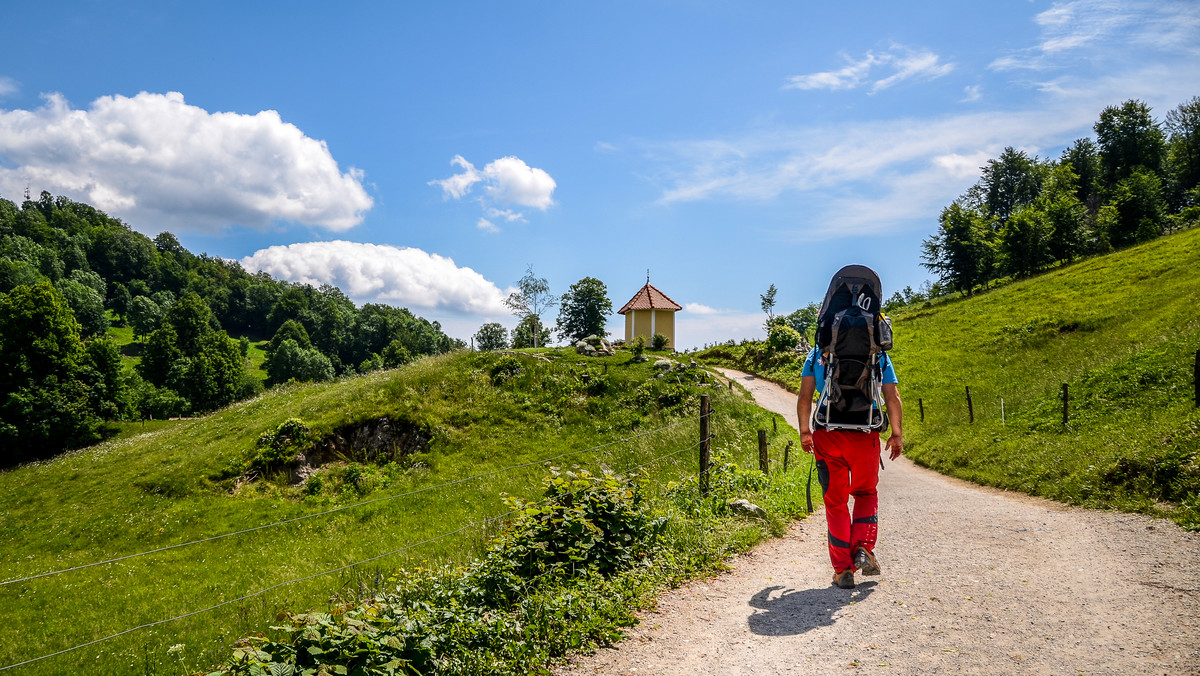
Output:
[555, 369, 1200, 675]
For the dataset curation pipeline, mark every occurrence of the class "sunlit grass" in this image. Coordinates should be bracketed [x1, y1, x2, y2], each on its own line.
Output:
[0, 349, 807, 674]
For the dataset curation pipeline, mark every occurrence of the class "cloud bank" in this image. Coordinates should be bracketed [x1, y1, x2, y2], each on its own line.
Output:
[430, 154, 556, 230]
[240, 240, 508, 315]
[0, 91, 373, 232]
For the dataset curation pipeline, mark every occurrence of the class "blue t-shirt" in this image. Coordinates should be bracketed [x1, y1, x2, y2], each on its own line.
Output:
[801, 347, 898, 395]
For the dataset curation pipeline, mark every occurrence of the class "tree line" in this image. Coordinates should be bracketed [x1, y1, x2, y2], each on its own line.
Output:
[0, 192, 461, 463]
[921, 97, 1200, 295]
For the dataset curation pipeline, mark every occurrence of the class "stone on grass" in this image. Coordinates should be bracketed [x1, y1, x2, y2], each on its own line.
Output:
[728, 499, 767, 518]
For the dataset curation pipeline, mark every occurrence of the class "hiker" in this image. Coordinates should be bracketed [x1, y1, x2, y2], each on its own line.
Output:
[796, 265, 903, 589]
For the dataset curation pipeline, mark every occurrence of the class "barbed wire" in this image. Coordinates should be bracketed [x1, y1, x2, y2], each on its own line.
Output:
[1, 412, 705, 588]
[0, 438, 704, 672]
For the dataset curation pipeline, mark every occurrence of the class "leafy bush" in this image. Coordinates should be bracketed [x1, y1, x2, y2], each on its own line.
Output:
[627, 335, 647, 363]
[632, 380, 691, 414]
[249, 418, 312, 476]
[651, 332, 669, 350]
[489, 355, 522, 385]
[766, 323, 801, 353]
[495, 470, 664, 578]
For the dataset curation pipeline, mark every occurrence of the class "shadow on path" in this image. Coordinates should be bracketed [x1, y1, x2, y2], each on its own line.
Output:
[747, 582, 877, 636]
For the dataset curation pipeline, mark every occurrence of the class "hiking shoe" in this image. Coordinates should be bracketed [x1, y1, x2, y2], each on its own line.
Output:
[853, 547, 881, 576]
[832, 569, 856, 589]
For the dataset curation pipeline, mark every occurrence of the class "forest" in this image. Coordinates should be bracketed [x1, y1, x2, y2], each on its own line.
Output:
[920, 97, 1200, 296]
[0, 193, 461, 462]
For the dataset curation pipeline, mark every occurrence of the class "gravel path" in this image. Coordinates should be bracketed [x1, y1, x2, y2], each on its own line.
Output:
[556, 369, 1200, 675]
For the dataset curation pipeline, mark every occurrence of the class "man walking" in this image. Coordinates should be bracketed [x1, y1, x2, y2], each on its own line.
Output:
[796, 266, 903, 589]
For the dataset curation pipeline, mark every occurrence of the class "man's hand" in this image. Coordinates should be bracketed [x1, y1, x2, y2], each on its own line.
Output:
[797, 375, 817, 455]
[885, 433, 903, 460]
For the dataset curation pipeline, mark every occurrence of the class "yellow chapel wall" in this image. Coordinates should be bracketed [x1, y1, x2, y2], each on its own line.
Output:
[624, 309, 676, 349]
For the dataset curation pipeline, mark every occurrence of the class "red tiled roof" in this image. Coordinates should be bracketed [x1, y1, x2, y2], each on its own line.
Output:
[618, 283, 682, 314]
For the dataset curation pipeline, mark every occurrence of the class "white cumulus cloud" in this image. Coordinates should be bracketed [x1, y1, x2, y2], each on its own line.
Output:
[240, 240, 508, 315]
[429, 154, 556, 230]
[0, 91, 373, 232]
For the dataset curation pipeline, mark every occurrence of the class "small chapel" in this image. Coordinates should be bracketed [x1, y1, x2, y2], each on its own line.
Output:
[617, 278, 682, 349]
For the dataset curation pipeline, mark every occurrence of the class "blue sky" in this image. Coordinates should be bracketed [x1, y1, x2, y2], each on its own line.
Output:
[2, 1, 1198, 348]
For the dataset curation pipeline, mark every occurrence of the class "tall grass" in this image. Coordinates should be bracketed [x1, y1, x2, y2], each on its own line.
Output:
[0, 349, 808, 674]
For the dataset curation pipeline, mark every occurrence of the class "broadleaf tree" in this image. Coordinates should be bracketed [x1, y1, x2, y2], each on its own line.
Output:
[474, 322, 508, 351]
[556, 277, 613, 343]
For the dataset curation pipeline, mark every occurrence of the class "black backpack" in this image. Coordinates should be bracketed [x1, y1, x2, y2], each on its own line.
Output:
[812, 265, 893, 432]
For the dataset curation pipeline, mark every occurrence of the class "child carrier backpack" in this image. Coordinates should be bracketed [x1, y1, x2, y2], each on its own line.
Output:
[812, 264, 893, 432]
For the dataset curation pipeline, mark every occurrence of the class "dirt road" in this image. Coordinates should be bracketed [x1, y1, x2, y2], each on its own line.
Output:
[556, 369, 1200, 675]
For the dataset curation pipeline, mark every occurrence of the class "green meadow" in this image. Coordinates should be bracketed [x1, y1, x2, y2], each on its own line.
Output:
[0, 349, 809, 674]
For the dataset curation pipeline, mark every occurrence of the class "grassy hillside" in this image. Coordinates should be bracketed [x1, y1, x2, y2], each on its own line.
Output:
[0, 348, 808, 674]
[697, 226, 1200, 527]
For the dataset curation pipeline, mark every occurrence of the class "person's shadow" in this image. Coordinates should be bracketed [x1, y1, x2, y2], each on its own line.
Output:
[747, 582, 877, 636]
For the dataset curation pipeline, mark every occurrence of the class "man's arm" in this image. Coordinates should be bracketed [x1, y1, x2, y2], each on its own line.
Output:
[882, 382, 903, 460]
[797, 375, 816, 454]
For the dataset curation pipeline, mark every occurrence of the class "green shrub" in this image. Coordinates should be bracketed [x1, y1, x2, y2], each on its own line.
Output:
[651, 332, 669, 350]
[489, 355, 522, 385]
[495, 470, 664, 578]
[248, 418, 312, 476]
[304, 472, 323, 495]
[632, 335, 646, 360]
[766, 324, 801, 353]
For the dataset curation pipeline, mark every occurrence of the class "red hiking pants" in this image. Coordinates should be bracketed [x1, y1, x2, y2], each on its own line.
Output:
[813, 429, 881, 573]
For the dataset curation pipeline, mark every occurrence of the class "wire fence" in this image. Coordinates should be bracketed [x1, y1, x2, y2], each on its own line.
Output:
[0, 414, 708, 673]
[910, 349, 1200, 427]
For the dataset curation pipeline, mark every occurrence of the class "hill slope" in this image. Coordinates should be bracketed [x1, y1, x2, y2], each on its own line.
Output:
[0, 348, 808, 674]
[698, 226, 1200, 526]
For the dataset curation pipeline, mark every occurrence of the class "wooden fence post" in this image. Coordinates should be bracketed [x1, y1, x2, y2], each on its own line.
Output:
[784, 440, 793, 472]
[758, 430, 769, 474]
[773, 416, 777, 434]
[1062, 383, 1069, 426]
[1001, 397, 1005, 426]
[966, 386, 974, 424]
[700, 395, 711, 497]
[918, 398, 925, 423]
